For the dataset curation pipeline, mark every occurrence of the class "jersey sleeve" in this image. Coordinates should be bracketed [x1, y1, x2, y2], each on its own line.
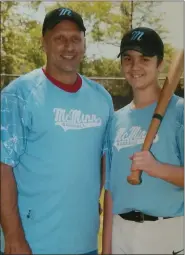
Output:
[176, 98, 184, 166]
[104, 112, 114, 191]
[102, 100, 114, 155]
[1, 91, 31, 167]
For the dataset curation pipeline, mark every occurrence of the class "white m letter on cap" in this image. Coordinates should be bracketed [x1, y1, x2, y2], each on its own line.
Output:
[59, 8, 72, 16]
[131, 31, 144, 41]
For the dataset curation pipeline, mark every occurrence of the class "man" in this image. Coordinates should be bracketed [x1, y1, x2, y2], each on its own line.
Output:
[102, 27, 184, 254]
[1, 7, 113, 254]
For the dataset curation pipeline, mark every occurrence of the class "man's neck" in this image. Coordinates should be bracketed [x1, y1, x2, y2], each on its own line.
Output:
[45, 64, 77, 85]
[132, 84, 161, 109]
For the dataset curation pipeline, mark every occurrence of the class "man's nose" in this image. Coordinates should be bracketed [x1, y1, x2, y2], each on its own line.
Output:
[64, 40, 74, 52]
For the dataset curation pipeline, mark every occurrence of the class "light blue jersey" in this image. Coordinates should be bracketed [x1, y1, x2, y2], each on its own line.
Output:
[105, 95, 184, 217]
[1, 69, 113, 254]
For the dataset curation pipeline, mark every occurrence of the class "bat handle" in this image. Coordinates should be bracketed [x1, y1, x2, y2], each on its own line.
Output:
[127, 169, 142, 185]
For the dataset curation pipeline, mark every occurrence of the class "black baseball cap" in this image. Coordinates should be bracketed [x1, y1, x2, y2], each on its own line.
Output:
[42, 7, 86, 35]
[117, 27, 164, 59]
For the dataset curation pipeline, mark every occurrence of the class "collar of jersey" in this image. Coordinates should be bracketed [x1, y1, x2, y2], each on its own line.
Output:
[42, 68, 82, 93]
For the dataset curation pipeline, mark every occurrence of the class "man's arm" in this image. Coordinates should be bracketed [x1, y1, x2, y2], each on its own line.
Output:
[1, 85, 33, 254]
[102, 190, 113, 255]
[0, 163, 25, 237]
[100, 156, 106, 192]
[0, 162, 32, 254]
[99, 156, 106, 215]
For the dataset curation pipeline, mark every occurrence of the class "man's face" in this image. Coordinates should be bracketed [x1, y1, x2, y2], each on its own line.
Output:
[121, 50, 162, 91]
[42, 20, 85, 73]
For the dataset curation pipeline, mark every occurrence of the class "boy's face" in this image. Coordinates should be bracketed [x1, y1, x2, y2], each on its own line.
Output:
[121, 50, 163, 91]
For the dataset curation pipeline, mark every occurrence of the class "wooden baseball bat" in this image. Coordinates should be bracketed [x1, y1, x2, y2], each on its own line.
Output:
[127, 49, 184, 185]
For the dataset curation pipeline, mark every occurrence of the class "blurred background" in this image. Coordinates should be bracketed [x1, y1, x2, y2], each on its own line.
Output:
[0, 1, 184, 110]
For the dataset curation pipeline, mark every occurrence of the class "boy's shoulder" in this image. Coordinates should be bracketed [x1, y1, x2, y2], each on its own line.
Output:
[114, 103, 131, 117]
[171, 94, 184, 124]
[168, 94, 184, 117]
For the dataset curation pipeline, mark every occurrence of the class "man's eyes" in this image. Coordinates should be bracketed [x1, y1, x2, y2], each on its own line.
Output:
[54, 36, 81, 43]
[72, 37, 81, 43]
[54, 35, 64, 41]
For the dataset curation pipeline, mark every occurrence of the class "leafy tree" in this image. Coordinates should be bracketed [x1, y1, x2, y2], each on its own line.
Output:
[1, 1, 43, 87]
[1, 1, 179, 94]
[47, 2, 174, 76]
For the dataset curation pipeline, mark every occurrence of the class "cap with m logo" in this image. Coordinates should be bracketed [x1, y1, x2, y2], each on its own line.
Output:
[130, 30, 144, 41]
[117, 27, 164, 59]
[59, 8, 72, 17]
[42, 7, 86, 35]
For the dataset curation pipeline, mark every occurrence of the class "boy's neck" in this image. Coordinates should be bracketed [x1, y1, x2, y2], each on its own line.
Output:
[132, 84, 161, 109]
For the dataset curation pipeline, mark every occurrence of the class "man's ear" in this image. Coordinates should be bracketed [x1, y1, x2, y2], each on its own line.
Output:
[41, 36, 47, 53]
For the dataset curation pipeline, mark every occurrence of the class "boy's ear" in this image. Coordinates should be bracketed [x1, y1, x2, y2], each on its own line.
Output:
[158, 59, 164, 72]
[84, 38, 86, 52]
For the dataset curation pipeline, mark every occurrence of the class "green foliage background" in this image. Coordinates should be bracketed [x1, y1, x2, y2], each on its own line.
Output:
[1, 1, 183, 97]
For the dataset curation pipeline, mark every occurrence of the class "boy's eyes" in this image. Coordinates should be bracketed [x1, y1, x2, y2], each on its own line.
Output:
[123, 56, 151, 62]
[143, 57, 150, 62]
[123, 56, 131, 61]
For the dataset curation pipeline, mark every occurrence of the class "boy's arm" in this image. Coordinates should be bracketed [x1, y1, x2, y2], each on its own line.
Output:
[101, 97, 114, 252]
[131, 99, 184, 187]
[102, 134, 113, 254]
[131, 151, 184, 187]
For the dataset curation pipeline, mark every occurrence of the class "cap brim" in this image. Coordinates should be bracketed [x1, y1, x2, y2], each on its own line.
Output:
[117, 45, 155, 58]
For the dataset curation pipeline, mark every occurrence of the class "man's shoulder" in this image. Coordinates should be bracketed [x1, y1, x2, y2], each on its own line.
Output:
[81, 75, 113, 104]
[2, 68, 43, 98]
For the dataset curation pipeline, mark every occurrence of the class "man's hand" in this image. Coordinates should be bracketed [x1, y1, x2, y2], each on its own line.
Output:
[130, 151, 161, 178]
[4, 235, 32, 255]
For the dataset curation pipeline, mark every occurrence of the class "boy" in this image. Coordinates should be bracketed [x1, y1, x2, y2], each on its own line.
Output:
[102, 27, 184, 254]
